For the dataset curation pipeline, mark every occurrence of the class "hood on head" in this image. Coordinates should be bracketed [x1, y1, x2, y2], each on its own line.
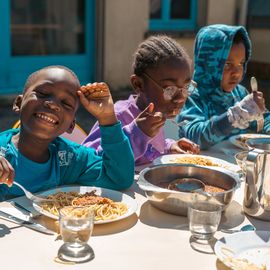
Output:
[193, 24, 251, 96]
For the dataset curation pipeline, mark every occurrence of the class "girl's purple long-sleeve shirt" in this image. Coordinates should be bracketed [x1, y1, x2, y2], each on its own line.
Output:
[82, 95, 175, 165]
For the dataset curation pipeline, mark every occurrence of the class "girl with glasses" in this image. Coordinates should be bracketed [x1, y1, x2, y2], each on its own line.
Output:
[83, 35, 199, 165]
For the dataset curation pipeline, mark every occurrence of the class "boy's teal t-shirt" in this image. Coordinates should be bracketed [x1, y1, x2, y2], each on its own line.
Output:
[0, 122, 134, 201]
[8, 142, 58, 196]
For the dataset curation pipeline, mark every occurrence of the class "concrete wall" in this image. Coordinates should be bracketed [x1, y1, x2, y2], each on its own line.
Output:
[207, 0, 237, 25]
[175, 37, 195, 61]
[103, 0, 149, 91]
[101, 0, 269, 90]
[250, 29, 270, 62]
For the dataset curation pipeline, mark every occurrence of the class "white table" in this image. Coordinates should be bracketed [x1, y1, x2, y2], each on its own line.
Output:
[0, 140, 269, 270]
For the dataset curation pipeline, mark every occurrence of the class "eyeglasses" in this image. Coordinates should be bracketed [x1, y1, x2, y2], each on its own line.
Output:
[143, 72, 197, 100]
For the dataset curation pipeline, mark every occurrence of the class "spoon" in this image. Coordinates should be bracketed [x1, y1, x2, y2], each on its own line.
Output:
[221, 224, 255, 234]
[250, 76, 264, 132]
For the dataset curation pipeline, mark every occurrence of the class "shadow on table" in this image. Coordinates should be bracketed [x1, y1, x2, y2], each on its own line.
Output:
[219, 201, 245, 230]
[0, 224, 11, 237]
[189, 236, 218, 254]
[93, 213, 138, 236]
[139, 198, 244, 231]
[139, 201, 188, 230]
[246, 215, 270, 231]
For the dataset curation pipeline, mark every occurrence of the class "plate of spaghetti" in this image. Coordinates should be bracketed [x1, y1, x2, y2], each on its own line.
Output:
[32, 186, 137, 224]
[153, 154, 240, 174]
[229, 133, 270, 150]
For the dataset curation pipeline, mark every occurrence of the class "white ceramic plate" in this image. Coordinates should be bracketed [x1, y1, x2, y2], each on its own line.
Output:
[33, 186, 137, 224]
[153, 154, 240, 174]
[229, 133, 270, 150]
[215, 231, 270, 269]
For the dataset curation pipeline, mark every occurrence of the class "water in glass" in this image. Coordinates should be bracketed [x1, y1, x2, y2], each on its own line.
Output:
[58, 206, 95, 263]
[188, 202, 222, 240]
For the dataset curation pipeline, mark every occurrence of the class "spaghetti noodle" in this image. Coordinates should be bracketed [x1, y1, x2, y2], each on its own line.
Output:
[169, 156, 220, 167]
[41, 190, 128, 221]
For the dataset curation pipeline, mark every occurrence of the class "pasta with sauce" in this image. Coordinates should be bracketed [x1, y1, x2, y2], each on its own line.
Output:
[41, 190, 128, 221]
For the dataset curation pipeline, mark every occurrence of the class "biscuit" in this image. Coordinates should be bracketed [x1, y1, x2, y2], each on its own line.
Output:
[80, 82, 110, 98]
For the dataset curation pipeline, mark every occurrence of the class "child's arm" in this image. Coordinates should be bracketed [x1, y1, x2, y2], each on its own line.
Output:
[0, 156, 14, 187]
[78, 82, 117, 126]
[177, 87, 245, 150]
[83, 101, 167, 164]
[64, 122, 134, 190]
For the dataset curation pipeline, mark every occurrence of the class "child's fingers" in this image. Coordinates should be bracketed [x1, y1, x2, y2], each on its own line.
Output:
[80, 82, 110, 99]
[0, 160, 14, 187]
[148, 103, 154, 113]
[178, 138, 200, 154]
[77, 90, 90, 107]
[253, 92, 266, 111]
[140, 103, 154, 117]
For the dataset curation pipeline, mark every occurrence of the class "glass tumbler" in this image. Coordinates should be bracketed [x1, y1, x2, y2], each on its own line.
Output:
[58, 206, 95, 263]
[188, 202, 222, 241]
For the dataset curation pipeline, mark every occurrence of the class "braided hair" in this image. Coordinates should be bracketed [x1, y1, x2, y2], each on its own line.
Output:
[133, 35, 191, 76]
[23, 65, 80, 93]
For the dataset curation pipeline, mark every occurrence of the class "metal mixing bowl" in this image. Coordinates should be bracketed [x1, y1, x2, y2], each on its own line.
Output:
[138, 164, 240, 216]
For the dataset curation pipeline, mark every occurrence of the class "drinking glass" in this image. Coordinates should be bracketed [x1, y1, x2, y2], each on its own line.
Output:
[234, 150, 249, 179]
[58, 206, 95, 263]
[188, 202, 222, 241]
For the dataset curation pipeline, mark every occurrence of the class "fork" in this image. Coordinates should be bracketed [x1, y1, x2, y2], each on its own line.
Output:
[170, 119, 189, 127]
[13, 181, 54, 203]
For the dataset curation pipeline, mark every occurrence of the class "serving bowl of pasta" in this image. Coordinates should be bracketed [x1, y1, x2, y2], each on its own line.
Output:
[32, 186, 137, 224]
[138, 164, 240, 216]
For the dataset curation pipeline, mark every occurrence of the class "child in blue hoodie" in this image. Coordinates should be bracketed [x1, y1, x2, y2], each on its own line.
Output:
[177, 24, 270, 149]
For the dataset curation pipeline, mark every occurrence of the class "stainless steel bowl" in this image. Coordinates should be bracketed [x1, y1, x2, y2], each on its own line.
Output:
[138, 164, 240, 216]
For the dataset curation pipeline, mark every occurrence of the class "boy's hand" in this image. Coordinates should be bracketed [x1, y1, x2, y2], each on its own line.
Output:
[228, 92, 265, 129]
[0, 156, 14, 187]
[253, 91, 266, 112]
[170, 138, 200, 154]
[78, 82, 117, 126]
[136, 103, 166, 137]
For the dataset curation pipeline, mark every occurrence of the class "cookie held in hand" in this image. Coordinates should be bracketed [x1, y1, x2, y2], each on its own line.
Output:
[80, 82, 110, 99]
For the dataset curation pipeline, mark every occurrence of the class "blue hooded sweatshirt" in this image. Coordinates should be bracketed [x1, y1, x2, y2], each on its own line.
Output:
[177, 24, 270, 149]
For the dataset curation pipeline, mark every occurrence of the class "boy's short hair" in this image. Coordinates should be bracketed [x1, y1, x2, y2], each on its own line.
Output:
[132, 35, 191, 76]
[23, 65, 80, 93]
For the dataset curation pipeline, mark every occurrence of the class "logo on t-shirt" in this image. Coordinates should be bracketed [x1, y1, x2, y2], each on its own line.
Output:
[0, 147, 6, 157]
[58, 150, 74, 166]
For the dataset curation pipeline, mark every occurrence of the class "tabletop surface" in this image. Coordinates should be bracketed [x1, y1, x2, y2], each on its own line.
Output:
[0, 140, 269, 270]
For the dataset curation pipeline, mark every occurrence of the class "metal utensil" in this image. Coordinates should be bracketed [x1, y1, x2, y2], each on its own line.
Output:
[10, 201, 40, 218]
[170, 119, 189, 127]
[250, 76, 264, 132]
[13, 181, 54, 203]
[10, 201, 32, 214]
[250, 76, 258, 92]
[221, 224, 255, 234]
[138, 164, 240, 216]
[0, 210, 54, 234]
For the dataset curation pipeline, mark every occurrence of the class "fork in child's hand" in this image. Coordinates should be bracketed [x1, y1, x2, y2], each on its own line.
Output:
[170, 119, 189, 127]
[13, 181, 54, 204]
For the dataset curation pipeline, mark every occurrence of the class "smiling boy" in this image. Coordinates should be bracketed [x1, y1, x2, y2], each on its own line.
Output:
[0, 66, 134, 201]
